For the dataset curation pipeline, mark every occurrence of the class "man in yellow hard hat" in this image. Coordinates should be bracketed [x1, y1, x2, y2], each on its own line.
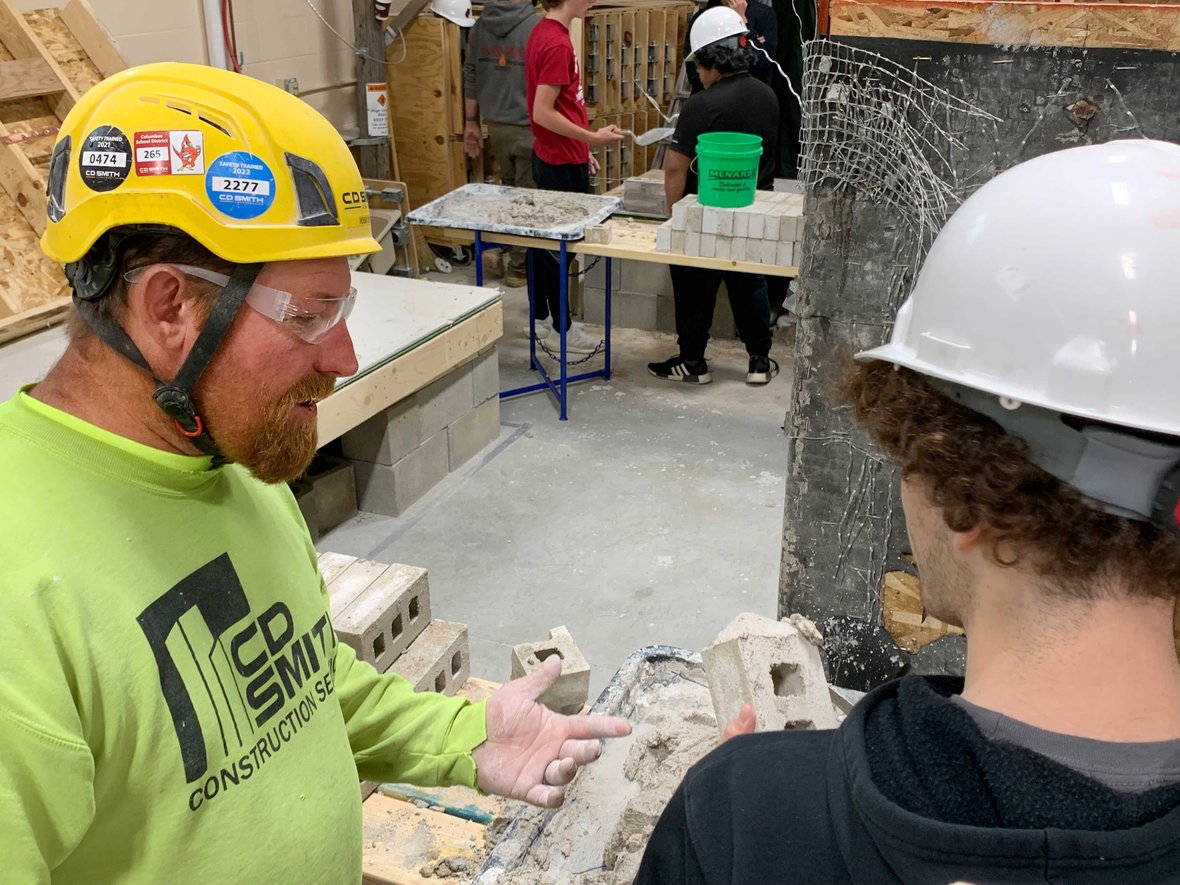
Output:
[0, 63, 628, 882]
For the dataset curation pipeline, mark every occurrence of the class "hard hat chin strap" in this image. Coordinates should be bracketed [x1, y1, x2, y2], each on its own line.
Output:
[928, 379, 1180, 534]
[72, 261, 264, 464]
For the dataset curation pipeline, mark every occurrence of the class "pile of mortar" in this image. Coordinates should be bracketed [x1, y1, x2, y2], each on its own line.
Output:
[438, 190, 607, 232]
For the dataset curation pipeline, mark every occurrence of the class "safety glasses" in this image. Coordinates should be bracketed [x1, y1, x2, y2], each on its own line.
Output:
[124, 264, 357, 343]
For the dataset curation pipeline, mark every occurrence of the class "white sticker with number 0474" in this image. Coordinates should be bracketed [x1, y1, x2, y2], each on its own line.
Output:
[83, 151, 127, 168]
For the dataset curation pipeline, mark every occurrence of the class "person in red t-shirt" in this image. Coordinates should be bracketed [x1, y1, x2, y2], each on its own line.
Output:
[525, 0, 622, 354]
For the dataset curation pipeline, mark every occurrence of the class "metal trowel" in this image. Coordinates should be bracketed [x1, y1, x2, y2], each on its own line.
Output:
[620, 126, 676, 146]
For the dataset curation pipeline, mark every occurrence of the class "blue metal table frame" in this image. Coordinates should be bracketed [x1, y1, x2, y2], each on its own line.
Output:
[472, 230, 612, 421]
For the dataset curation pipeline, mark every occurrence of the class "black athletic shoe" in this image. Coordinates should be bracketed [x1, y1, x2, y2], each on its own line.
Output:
[747, 355, 779, 385]
[648, 355, 712, 384]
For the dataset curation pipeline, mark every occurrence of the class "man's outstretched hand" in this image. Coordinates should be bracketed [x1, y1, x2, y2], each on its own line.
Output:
[473, 656, 631, 807]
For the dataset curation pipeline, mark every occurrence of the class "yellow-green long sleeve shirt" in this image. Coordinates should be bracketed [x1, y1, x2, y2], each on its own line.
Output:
[0, 391, 487, 882]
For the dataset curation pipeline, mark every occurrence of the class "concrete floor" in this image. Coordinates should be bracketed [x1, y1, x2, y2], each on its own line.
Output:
[322, 263, 795, 699]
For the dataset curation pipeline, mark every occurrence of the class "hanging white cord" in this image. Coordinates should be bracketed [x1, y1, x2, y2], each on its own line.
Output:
[753, 42, 803, 110]
[303, 0, 408, 65]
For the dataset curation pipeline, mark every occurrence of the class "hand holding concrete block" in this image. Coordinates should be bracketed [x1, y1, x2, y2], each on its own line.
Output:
[702, 612, 838, 736]
[510, 626, 592, 715]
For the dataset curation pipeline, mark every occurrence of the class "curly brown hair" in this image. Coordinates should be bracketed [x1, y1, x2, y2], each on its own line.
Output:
[842, 360, 1180, 601]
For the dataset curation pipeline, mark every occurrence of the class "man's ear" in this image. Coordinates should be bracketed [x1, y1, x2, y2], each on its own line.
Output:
[952, 524, 988, 555]
[124, 266, 203, 374]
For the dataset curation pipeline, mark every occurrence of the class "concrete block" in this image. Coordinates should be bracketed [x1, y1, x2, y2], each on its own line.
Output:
[670, 199, 688, 231]
[685, 199, 704, 233]
[701, 207, 720, 235]
[472, 348, 500, 405]
[305, 453, 356, 532]
[655, 224, 671, 252]
[702, 612, 838, 736]
[510, 626, 591, 715]
[622, 260, 674, 296]
[670, 230, 686, 254]
[779, 214, 800, 242]
[416, 366, 475, 440]
[585, 224, 612, 244]
[354, 429, 449, 516]
[717, 209, 734, 237]
[334, 563, 432, 671]
[733, 211, 749, 239]
[685, 231, 702, 256]
[341, 396, 420, 466]
[288, 479, 319, 541]
[619, 290, 658, 330]
[391, 619, 470, 695]
[447, 396, 501, 470]
[776, 240, 795, 267]
[748, 212, 764, 240]
[700, 234, 716, 259]
[731, 237, 747, 262]
[763, 214, 780, 241]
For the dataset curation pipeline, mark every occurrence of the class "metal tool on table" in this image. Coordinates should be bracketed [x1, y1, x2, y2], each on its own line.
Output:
[619, 126, 676, 146]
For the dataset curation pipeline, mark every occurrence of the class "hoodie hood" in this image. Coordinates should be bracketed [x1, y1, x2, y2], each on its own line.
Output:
[836, 676, 1180, 883]
[479, 0, 537, 38]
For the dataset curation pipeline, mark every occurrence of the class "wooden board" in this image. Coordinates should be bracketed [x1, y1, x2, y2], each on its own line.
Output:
[881, 570, 965, 653]
[828, 0, 1180, 51]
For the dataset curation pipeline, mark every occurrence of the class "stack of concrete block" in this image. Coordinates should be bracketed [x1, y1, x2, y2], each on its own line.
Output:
[702, 612, 838, 736]
[299, 453, 358, 536]
[654, 192, 804, 266]
[319, 552, 473, 798]
[344, 347, 501, 517]
[510, 626, 592, 715]
[621, 170, 669, 218]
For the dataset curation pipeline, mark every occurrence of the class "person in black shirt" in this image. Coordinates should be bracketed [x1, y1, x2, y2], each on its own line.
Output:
[649, 8, 780, 386]
[684, 0, 778, 93]
[637, 140, 1180, 884]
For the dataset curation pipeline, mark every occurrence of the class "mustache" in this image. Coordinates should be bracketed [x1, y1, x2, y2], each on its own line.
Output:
[285, 373, 337, 406]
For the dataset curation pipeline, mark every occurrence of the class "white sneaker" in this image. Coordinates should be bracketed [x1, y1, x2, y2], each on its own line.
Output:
[540, 321, 601, 356]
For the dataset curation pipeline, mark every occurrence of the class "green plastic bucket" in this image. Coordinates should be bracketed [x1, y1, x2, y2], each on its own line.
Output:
[696, 132, 762, 208]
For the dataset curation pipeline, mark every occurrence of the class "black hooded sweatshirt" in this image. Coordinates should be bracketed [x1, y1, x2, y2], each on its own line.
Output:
[636, 676, 1180, 884]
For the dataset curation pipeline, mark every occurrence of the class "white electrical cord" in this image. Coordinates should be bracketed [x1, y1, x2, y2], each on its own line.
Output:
[753, 42, 803, 110]
[302, 0, 407, 65]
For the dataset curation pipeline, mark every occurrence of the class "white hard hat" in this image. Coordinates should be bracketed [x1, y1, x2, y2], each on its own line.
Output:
[687, 7, 747, 60]
[859, 140, 1180, 528]
[429, 0, 473, 27]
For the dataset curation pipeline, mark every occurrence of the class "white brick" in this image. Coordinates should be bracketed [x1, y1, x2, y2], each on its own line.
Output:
[760, 239, 780, 263]
[700, 233, 716, 258]
[671, 230, 686, 253]
[717, 209, 734, 237]
[730, 237, 747, 261]
[764, 214, 780, 241]
[748, 213, 764, 240]
[685, 200, 704, 233]
[671, 199, 688, 231]
[701, 207, 720, 235]
[776, 240, 795, 267]
[780, 214, 800, 242]
[656, 224, 671, 252]
[733, 212, 749, 239]
[714, 236, 731, 260]
[685, 231, 702, 256]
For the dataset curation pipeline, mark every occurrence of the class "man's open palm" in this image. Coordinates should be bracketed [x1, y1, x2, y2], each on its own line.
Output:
[473, 656, 631, 807]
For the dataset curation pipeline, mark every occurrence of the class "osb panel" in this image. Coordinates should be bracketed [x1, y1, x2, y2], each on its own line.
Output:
[828, 0, 1180, 51]
[25, 8, 103, 94]
[0, 194, 66, 318]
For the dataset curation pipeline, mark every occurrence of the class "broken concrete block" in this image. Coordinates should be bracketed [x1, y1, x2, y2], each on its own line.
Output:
[510, 626, 591, 715]
[585, 224, 612, 245]
[333, 563, 432, 672]
[702, 612, 838, 735]
[391, 619, 470, 695]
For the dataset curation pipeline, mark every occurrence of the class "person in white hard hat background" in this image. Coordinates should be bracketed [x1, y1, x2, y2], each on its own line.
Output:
[648, 7, 780, 386]
[462, 0, 540, 289]
[525, 0, 623, 355]
[683, 0, 777, 94]
[636, 139, 1180, 882]
[429, 0, 474, 26]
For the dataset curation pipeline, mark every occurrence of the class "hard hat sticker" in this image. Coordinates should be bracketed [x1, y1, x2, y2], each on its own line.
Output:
[134, 130, 205, 176]
[79, 125, 130, 192]
[206, 151, 276, 219]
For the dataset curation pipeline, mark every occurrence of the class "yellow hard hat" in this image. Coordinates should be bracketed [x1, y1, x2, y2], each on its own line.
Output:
[41, 61, 381, 265]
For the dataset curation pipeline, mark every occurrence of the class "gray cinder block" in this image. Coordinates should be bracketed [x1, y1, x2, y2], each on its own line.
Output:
[333, 563, 432, 672]
[702, 612, 838, 736]
[354, 429, 449, 516]
[341, 396, 420, 467]
[510, 626, 591, 715]
[392, 620, 470, 695]
[416, 366, 475, 440]
[305, 453, 357, 532]
[448, 397, 501, 470]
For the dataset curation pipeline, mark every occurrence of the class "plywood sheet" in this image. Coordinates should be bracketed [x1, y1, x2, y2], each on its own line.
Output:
[828, 0, 1180, 51]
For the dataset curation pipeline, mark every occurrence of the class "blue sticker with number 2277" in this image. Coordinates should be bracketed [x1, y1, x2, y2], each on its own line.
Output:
[205, 151, 276, 220]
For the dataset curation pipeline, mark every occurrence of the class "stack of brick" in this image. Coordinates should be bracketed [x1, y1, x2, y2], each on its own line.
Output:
[343, 347, 501, 517]
[319, 552, 473, 798]
[654, 192, 804, 265]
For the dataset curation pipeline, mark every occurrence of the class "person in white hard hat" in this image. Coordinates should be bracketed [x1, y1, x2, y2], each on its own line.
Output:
[684, 0, 777, 93]
[648, 6, 780, 386]
[430, 0, 474, 27]
[637, 140, 1180, 882]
